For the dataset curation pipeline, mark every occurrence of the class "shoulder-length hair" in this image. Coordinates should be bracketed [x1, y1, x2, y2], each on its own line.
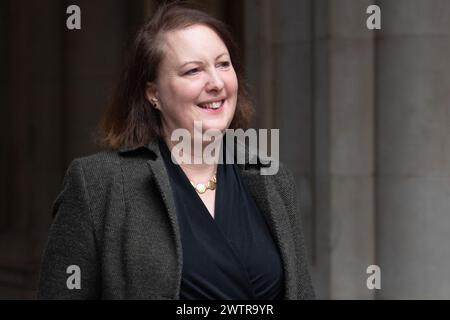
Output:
[98, 2, 254, 149]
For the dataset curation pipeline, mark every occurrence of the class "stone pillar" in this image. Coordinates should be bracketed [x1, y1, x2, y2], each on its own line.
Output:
[376, 0, 450, 299]
[0, 0, 7, 230]
[244, 0, 275, 130]
[0, 0, 65, 298]
[244, 0, 316, 292]
[64, 0, 127, 161]
[0, 0, 149, 298]
[189, 0, 225, 20]
[313, 0, 375, 298]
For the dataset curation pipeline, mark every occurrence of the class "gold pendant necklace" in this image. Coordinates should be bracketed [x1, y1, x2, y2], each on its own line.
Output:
[189, 174, 217, 194]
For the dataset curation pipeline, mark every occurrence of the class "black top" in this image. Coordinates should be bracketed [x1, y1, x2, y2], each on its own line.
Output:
[159, 138, 284, 300]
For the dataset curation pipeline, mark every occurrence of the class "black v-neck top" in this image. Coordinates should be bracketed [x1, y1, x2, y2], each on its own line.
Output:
[159, 137, 284, 300]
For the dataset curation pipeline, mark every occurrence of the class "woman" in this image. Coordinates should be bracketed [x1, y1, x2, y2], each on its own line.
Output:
[37, 3, 315, 300]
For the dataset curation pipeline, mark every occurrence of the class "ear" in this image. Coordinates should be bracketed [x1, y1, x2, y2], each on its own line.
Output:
[145, 82, 160, 109]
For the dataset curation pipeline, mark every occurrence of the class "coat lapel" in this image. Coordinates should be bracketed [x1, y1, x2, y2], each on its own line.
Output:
[145, 144, 183, 300]
[122, 138, 297, 300]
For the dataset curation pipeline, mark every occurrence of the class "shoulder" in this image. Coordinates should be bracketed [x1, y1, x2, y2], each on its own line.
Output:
[263, 161, 296, 192]
[71, 150, 120, 177]
[64, 147, 156, 194]
[61, 150, 126, 192]
[270, 162, 297, 200]
[58, 150, 129, 222]
[273, 162, 294, 183]
[51, 151, 122, 220]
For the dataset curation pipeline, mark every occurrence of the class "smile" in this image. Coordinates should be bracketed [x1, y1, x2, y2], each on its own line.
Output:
[197, 99, 225, 111]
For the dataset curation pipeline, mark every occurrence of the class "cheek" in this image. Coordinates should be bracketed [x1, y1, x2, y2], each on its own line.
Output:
[225, 72, 239, 97]
[165, 81, 201, 106]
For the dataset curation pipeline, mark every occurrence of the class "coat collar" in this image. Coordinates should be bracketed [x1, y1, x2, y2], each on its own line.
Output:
[118, 133, 272, 171]
[118, 134, 296, 299]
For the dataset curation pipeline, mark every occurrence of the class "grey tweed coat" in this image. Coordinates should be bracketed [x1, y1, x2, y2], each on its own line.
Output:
[37, 139, 315, 300]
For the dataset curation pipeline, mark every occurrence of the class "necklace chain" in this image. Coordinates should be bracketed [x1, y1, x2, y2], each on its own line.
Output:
[189, 174, 217, 194]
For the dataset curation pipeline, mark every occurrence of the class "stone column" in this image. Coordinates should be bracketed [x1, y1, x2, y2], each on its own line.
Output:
[0, 0, 64, 298]
[64, 0, 128, 161]
[313, 0, 376, 299]
[0, 0, 7, 230]
[244, 0, 275, 130]
[376, 0, 450, 299]
[0, 0, 150, 298]
[244, 0, 316, 293]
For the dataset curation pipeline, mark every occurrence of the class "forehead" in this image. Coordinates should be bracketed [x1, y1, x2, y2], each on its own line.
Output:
[160, 24, 229, 66]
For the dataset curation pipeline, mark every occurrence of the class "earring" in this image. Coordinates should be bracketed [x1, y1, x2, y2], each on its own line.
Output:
[151, 99, 158, 108]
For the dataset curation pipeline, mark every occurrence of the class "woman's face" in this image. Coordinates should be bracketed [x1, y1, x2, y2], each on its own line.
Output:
[147, 24, 238, 141]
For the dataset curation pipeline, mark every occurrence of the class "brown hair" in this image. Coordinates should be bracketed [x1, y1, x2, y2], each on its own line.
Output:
[98, 2, 254, 149]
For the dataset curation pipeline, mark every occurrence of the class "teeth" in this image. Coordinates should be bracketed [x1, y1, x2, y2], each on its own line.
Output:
[200, 100, 223, 109]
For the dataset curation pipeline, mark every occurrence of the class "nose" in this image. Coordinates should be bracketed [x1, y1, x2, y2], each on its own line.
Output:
[205, 69, 225, 92]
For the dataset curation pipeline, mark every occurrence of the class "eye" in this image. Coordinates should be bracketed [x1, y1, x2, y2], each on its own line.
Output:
[184, 68, 200, 76]
[217, 61, 231, 68]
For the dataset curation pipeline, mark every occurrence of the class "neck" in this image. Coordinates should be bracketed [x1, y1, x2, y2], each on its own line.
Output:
[162, 135, 222, 183]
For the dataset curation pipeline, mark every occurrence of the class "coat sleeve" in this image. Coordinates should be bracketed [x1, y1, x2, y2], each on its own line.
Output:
[37, 159, 100, 299]
[279, 164, 316, 300]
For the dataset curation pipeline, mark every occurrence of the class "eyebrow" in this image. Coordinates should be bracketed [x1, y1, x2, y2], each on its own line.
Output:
[179, 52, 230, 69]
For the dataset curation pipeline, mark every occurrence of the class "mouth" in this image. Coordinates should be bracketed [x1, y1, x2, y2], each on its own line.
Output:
[197, 99, 225, 111]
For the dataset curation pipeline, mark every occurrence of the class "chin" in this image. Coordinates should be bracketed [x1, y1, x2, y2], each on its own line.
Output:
[202, 119, 231, 133]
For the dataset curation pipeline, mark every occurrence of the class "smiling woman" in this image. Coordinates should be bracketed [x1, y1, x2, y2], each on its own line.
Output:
[98, 3, 253, 150]
[145, 24, 238, 143]
[37, 2, 315, 300]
